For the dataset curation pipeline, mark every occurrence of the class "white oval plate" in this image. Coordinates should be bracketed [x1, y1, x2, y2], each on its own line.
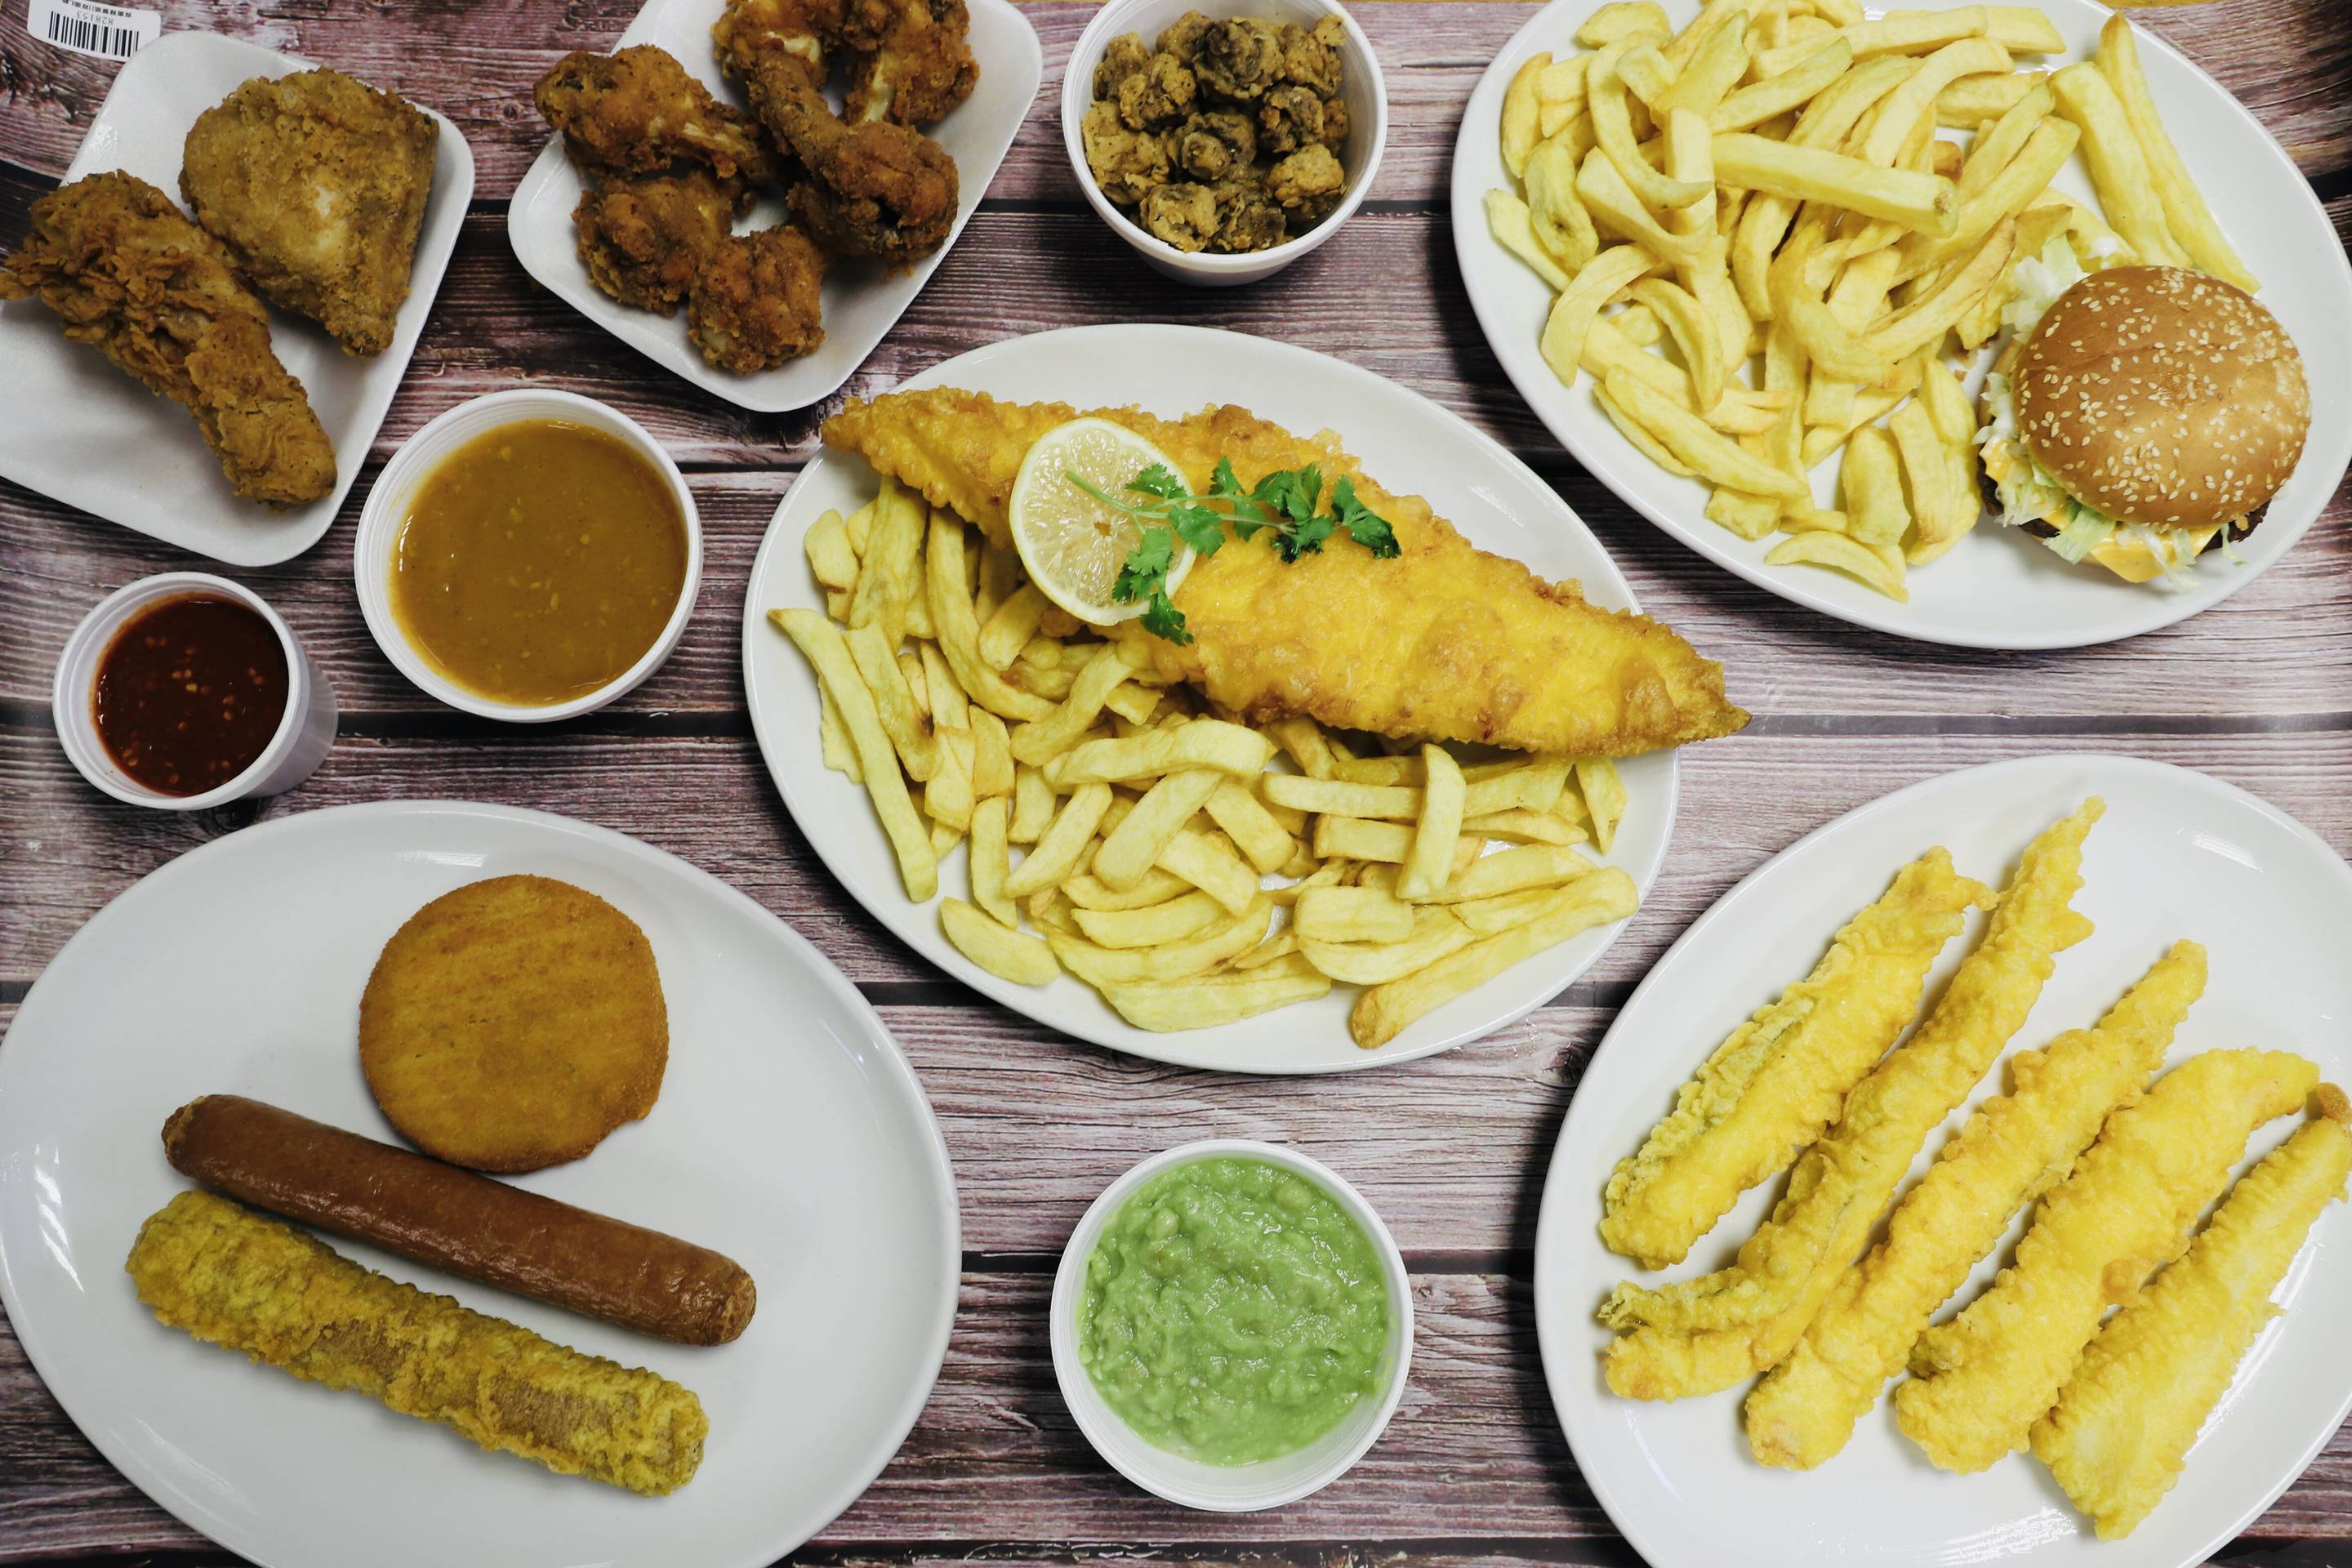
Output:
[0, 31, 474, 567]
[0, 801, 960, 1568]
[1450, 0, 2352, 648]
[507, 0, 1040, 413]
[1534, 753, 2352, 1567]
[742, 323, 1685, 1074]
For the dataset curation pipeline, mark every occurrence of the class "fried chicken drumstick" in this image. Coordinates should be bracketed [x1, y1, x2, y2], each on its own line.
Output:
[0, 172, 336, 506]
[746, 61, 958, 263]
[841, 0, 978, 126]
[537, 45, 782, 184]
[573, 168, 747, 314]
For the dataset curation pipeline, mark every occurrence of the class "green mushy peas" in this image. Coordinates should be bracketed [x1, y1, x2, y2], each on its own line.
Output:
[1076, 1156, 1391, 1465]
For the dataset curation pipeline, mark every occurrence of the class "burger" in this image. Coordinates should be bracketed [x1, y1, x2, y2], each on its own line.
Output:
[1975, 252, 2310, 585]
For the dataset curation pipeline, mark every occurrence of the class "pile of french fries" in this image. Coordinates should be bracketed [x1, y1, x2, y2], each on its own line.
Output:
[771, 478, 1641, 1050]
[1486, 1, 2255, 602]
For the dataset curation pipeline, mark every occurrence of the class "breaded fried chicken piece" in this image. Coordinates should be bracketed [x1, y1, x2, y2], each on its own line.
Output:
[536, 45, 781, 185]
[574, 169, 746, 314]
[841, 0, 977, 126]
[127, 1191, 706, 1494]
[179, 68, 438, 356]
[687, 223, 827, 371]
[748, 61, 957, 263]
[0, 172, 335, 506]
[713, 0, 844, 90]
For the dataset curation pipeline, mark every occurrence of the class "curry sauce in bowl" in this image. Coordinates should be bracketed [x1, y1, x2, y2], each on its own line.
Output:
[356, 391, 701, 722]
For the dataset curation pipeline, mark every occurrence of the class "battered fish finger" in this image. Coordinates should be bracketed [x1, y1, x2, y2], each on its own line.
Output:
[2033, 1089, 2351, 1539]
[1895, 1047, 2319, 1472]
[127, 1191, 706, 1494]
[1600, 800, 2100, 1401]
[1744, 940, 2204, 1469]
[1602, 849, 1990, 1269]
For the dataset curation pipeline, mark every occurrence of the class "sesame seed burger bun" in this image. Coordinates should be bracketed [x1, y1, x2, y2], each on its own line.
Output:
[2016, 265, 2309, 534]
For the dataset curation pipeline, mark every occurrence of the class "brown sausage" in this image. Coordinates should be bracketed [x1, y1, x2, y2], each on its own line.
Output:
[162, 1095, 755, 1345]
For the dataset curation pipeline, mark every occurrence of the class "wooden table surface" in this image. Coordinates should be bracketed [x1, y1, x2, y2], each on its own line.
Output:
[3, 0, 2350, 1562]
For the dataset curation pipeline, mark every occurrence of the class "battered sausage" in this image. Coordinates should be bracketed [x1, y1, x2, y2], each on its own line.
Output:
[163, 1095, 755, 1346]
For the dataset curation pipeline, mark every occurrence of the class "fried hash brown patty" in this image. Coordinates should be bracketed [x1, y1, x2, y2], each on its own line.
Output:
[360, 875, 667, 1173]
[128, 1191, 706, 1494]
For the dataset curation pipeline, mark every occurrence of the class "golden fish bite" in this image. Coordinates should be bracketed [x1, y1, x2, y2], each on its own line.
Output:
[822, 389, 1748, 758]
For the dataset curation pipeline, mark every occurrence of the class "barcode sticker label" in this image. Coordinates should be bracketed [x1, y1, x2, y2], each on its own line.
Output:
[26, 0, 159, 60]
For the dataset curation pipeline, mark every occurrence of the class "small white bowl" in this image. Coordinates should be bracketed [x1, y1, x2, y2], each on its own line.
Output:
[52, 572, 337, 812]
[1062, 0, 1389, 287]
[1050, 1138, 1414, 1511]
[354, 390, 702, 723]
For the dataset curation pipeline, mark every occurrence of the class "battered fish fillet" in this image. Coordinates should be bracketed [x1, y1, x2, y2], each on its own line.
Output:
[0, 172, 336, 506]
[180, 69, 439, 356]
[1895, 1046, 2319, 1473]
[1601, 849, 1990, 1270]
[2033, 1088, 2351, 1539]
[127, 1190, 705, 1494]
[1744, 940, 2205, 1469]
[822, 390, 1748, 757]
[1598, 799, 2100, 1401]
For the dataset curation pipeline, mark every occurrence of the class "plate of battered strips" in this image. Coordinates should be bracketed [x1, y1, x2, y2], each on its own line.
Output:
[0, 802, 960, 1568]
[508, 0, 1041, 408]
[743, 323, 1756, 1072]
[0, 33, 472, 565]
[1535, 753, 2352, 1568]
[1453, 0, 2352, 648]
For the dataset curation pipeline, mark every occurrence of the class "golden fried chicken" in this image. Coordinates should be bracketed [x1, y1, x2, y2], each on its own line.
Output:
[687, 223, 827, 371]
[574, 168, 745, 314]
[713, 0, 844, 90]
[536, 45, 781, 184]
[0, 172, 336, 506]
[179, 69, 437, 357]
[841, 0, 977, 126]
[748, 62, 957, 263]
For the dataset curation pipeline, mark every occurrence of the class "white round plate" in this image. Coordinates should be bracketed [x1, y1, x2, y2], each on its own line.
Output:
[0, 802, 960, 1568]
[742, 323, 1683, 1074]
[1451, 0, 2352, 648]
[1534, 754, 2352, 1567]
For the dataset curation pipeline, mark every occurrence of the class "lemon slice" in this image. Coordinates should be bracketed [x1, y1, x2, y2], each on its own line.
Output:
[1008, 417, 1198, 626]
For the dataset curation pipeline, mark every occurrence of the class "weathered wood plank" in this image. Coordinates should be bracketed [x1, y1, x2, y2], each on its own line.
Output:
[0, 1265, 2345, 1559]
[7, 725, 2346, 991]
[0, 1, 2346, 201]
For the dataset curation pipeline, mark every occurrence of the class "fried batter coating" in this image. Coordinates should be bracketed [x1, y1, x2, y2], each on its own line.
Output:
[1193, 17, 1284, 104]
[536, 45, 781, 185]
[688, 223, 827, 371]
[1601, 849, 1992, 1272]
[1267, 143, 1345, 225]
[841, 0, 978, 126]
[1276, 16, 1346, 97]
[751, 60, 957, 263]
[1895, 1045, 2318, 1472]
[713, 0, 844, 90]
[2033, 1089, 2351, 1539]
[1600, 800, 2101, 1401]
[179, 69, 438, 357]
[1141, 182, 1220, 252]
[1117, 51, 1197, 130]
[1256, 85, 1325, 157]
[0, 172, 335, 506]
[1174, 111, 1254, 181]
[1095, 34, 1151, 98]
[1081, 101, 1170, 207]
[1213, 183, 1285, 252]
[1744, 941, 2206, 1469]
[127, 1191, 706, 1494]
[575, 169, 745, 314]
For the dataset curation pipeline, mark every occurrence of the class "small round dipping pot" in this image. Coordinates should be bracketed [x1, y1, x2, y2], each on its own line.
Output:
[52, 572, 336, 811]
[355, 390, 702, 724]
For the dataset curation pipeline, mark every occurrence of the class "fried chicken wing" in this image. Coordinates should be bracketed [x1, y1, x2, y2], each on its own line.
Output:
[0, 172, 335, 506]
[178, 69, 437, 358]
[687, 223, 828, 371]
[1744, 942, 2204, 1470]
[128, 1190, 707, 1494]
[1601, 849, 1992, 1272]
[536, 45, 781, 184]
[820, 390, 1750, 755]
[1599, 800, 2100, 1401]
[750, 62, 957, 263]
[713, 0, 844, 90]
[842, 0, 977, 126]
[1894, 1045, 2318, 1472]
[2033, 1089, 2352, 1539]
[574, 169, 745, 314]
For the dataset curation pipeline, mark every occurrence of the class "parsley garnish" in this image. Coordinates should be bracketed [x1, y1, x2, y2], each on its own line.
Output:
[1067, 457, 1401, 644]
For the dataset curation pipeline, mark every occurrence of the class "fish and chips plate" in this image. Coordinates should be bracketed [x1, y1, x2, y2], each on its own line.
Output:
[1535, 753, 2352, 1568]
[0, 32, 473, 567]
